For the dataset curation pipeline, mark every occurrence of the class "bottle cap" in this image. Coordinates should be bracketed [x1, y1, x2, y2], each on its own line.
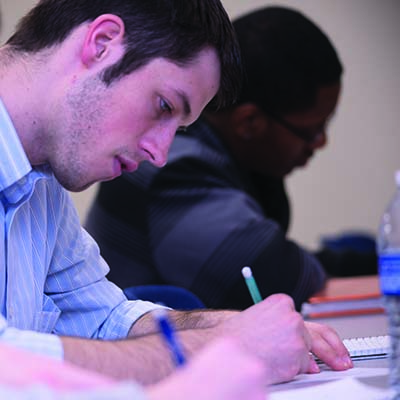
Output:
[396, 170, 400, 187]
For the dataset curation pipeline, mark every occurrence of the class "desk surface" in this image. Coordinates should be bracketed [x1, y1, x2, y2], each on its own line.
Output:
[271, 276, 390, 396]
[315, 312, 389, 391]
[308, 275, 387, 339]
[314, 275, 380, 298]
[313, 312, 388, 339]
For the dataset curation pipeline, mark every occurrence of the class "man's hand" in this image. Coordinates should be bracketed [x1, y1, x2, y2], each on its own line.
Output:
[216, 293, 314, 384]
[63, 294, 352, 386]
[305, 321, 353, 372]
[148, 338, 267, 400]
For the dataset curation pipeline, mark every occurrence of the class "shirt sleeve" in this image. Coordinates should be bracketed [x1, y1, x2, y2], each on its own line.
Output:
[88, 155, 326, 311]
[0, 383, 148, 400]
[44, 181, 162, 339]
[0, 314, 63, 360]
[0, 316, 149, 400]
[149, 162, 326, 310]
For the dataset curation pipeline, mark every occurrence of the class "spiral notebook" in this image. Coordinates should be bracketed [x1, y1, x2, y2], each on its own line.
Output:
[315, 335, 390, 364]
[343, 335, 390, 361]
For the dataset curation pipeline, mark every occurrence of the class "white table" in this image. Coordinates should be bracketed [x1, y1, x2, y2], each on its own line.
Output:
[269, 311, 390, 395]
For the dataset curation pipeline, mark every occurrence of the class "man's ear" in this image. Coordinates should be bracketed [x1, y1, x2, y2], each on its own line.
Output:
[231, 103, 267, 140]
[81, 14, 125, 67]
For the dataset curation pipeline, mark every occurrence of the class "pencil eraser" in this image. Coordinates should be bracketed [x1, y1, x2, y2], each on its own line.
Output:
[241, 266, 252, 278]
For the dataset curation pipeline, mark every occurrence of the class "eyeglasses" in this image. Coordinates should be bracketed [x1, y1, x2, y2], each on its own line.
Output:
[267, 111, 325, 144]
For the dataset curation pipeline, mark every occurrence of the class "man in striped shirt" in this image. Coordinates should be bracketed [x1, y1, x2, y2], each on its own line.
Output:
[0, 0, 351, 387]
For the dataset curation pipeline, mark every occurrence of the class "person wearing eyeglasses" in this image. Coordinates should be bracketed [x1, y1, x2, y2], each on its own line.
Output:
[85, 6, 374, 311]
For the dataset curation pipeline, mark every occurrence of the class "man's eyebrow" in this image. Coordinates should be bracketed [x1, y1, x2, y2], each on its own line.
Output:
[176, 90, 192, 118]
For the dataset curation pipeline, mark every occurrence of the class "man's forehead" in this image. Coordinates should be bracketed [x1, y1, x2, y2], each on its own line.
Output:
[285, 83, 341, 124]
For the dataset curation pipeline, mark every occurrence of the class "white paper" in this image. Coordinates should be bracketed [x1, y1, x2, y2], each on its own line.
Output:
[281, 366, 389, 385]
[269, 378, 393, 400]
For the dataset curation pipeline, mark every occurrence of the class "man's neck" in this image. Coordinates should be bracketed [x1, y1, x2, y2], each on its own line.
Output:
[0, 47, 50, 165]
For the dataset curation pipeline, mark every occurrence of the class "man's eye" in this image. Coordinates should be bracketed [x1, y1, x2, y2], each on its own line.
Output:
[160, 98, 172, 113]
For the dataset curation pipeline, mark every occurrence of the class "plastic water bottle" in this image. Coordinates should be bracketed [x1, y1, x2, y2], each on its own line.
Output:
[377, 170, 400, 396]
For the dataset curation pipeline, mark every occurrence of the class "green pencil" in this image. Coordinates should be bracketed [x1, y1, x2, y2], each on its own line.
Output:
[241, 266, 262, 304]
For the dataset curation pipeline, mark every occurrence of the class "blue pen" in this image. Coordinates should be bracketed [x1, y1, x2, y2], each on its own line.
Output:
[153, 308, 186, 366]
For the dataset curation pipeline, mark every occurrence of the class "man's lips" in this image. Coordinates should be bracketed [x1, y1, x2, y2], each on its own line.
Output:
[296, 151, 314, 167]
[296, 157, 309, 167]
[116, 156, 139, 174]
[111, 157, 137, 178]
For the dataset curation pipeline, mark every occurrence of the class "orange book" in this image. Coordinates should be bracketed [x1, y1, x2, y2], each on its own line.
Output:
[301, 275, 385, 318]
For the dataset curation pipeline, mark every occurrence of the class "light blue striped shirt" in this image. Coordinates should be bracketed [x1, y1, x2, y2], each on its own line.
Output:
[0, 383, 148, 400]
[0, 99, 161, 359]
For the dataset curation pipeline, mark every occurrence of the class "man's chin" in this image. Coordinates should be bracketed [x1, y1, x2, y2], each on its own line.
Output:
[70, 175, 117, 192]
[254, 164, 299, 178]
[259, 169, 290, 179]
[75, 183, 94, 192]
[60, 180, 95, 193]
[280, 165, 298, 177]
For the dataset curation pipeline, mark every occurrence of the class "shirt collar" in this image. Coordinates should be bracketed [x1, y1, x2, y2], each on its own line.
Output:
[0, 98, 38, 205]
[0, 98, 32, 191]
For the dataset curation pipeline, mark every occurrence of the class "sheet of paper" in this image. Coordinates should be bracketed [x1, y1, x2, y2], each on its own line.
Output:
[269, 377, 393, 400]
[281, 366, 389, 386]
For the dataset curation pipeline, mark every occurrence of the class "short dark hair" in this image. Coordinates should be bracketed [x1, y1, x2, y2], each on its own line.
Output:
[232, 6, 343, 114]
[7, 0, 242, 109]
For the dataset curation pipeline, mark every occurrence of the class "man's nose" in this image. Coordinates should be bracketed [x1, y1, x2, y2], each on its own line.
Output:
[308, 130, 327, 150]
[141, 127, 177, 168]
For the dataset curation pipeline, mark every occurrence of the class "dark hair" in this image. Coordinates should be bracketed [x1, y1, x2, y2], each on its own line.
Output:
[232, 6, 343, 114]
[7, 0, 242, 109]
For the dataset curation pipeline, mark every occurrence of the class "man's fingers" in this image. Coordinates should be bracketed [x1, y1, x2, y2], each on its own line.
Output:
[306, 322, 352, 371]
[306, 353, 320, 374]
[262, 293, 296, 310]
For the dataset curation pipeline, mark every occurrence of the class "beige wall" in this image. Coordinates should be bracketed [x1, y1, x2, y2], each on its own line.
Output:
[0, 0, 33, 42]
[2, 1, 400, 250]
